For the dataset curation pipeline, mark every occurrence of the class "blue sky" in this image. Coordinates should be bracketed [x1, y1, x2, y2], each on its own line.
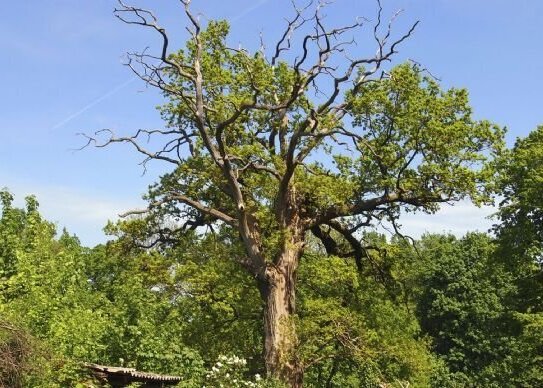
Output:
[1, 0, 542, 246]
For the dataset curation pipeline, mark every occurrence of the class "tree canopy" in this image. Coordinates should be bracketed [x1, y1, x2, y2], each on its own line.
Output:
[79, 1, 507, 386]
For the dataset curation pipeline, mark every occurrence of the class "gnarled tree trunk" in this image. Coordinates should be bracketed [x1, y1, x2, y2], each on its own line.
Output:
[260, 232, 304, 387]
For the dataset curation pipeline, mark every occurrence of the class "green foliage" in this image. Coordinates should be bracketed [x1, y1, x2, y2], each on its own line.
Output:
[0, 192, 206, 385]
[2, 187, 543, 386]
[494, 126, 543, 314]
[485, 126, 543, 386]
[167, 234, 263, 366]
[507, 312, 543, 387]
[0, 191, 39, 291]
[404, 233, 537, 386]
[495, 126, 543, 260]
[0, 193, 93, 386]
[106, 222, 265, 369]
[297, 253, 436, 387]
[346, 64, 504, 211]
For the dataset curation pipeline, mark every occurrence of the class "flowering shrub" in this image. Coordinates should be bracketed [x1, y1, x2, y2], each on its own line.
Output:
[203, 355, 262, 388]
[200, 355, 289, 388]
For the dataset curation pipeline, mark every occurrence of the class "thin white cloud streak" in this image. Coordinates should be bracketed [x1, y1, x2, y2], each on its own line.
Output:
[230, 0, 270, 22]
[50, 0, 270, 132]
[51, 77, 137, 130]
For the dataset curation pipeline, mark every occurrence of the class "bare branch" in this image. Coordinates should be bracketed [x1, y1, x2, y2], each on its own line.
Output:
[120, 192, 237, 227]
[271, 0, 314, 65]
[115, 0, 196, 81]
[78, 129, 181, 166]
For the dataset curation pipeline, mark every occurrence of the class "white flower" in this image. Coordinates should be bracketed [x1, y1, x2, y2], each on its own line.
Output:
[254, 373, 261, 381]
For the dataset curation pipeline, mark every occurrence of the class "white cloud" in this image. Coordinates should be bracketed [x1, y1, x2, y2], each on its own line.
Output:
[2, 173, 498, 247]
[381, 200, 497, 238]
[1, 178, 144, 247]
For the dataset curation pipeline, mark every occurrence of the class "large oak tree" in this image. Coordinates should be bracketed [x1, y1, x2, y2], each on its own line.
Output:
[86, 1, 504, 386]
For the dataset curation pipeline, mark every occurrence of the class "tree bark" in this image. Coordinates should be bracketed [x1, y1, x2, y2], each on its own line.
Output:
[260, 236, 304, 387]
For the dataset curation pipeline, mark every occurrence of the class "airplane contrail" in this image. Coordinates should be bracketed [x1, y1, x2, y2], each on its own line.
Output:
[51, 0, 271, 130]
[230, 0, 270, 23]
[51, 77, 137, 130]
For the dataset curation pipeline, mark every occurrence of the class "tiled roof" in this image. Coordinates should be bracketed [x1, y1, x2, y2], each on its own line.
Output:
[86, 363, 182, 383]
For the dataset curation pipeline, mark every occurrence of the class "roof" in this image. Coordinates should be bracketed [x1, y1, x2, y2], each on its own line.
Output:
[85, 363, 182, 385]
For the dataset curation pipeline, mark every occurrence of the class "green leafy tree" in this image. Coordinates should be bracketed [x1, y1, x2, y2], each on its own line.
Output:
[0, 194, 114, 385]
[297, 252, 437, 387]
[86, 2, 504, 385]
[494, 126, 543, 312]
[0, 193, 206, 385]
[85, 243, 205, 378]
[103, 223, 264, 372]
[491, 126, 543, 385]
[409, 233, 519, 386]
[0, 190, 30, 291]
[507, 312, 543, 387]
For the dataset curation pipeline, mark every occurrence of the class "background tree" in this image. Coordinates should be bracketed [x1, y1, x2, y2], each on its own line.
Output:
[0, 190, 28, 290]
[492, 126, 543, 386]
[296, 252, 437, 387]
[84, 1, 504, 385]
[0, 192, 206, 386]
[406, 233, 517, 386]
[494, 126, 543, 312]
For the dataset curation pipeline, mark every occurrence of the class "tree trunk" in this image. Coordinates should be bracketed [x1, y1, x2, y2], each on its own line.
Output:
[260, 239, 304, 387]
